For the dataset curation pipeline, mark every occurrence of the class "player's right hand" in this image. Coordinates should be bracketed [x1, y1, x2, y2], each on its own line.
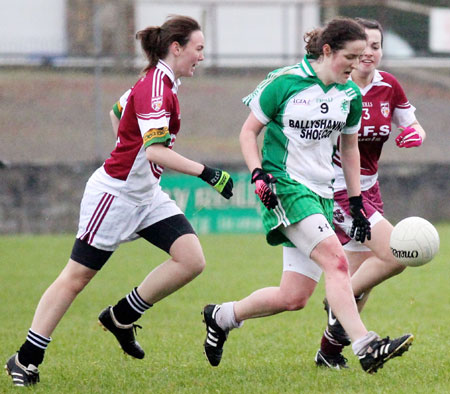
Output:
[251, 168, 278, 210]
[199, 165, 233, 199]
[349, 195, 371, 243]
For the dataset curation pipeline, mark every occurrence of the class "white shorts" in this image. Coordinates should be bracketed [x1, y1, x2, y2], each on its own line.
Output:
[76, 184, 182, 251]
[341, 211, 383, 252]
[283, 246, 323, 282]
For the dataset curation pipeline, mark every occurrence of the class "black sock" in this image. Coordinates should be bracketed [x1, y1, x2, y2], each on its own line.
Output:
[112, 287, 152, 325]
[17, 330, 51, 367]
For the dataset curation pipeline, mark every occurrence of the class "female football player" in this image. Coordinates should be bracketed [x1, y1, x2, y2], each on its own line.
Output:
[314, 18, 426, 369]
[6, 15, 233, 387]
[202, 17, 413, 374]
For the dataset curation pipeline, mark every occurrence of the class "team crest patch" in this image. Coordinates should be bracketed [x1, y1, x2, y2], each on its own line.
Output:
[340, 99, 350, 114]
[151, 96, 163, 111]
[380, 102, 390, 118]
[333, 209, 345, 223]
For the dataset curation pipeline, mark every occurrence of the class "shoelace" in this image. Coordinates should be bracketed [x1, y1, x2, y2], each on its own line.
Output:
[27, 372, 40, 384]
[374, 337, 389, 350]
[23, 367, 40, 384]
[132, 324, 142, 335]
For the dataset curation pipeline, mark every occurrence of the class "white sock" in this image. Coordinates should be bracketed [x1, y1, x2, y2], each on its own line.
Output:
[215, 302, 243, 331]
[352, 331, 380, 356]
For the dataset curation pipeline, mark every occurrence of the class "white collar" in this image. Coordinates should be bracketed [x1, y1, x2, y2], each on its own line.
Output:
[156, 60, 181, 91]
[372, 69, 383, 83]
[350, 69, 383, 95]
[349, 69, 383, 84]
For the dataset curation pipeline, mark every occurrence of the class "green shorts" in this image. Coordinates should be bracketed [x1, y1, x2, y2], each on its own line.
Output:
[261, 176, 334, 247]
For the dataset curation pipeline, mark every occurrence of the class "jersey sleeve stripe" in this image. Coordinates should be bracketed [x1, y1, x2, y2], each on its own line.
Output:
[112, 102, 122, 119]
[242, 64, 301, 106]
[143, 127, 171, 148]
[345, 87, 357, 98]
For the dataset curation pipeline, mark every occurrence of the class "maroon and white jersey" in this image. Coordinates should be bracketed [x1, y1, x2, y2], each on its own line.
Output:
[333, 70, 416, 191]
[88, 60, 181, 205]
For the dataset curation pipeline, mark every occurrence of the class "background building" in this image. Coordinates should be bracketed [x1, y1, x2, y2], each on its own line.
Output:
[0, 0, 449, 233]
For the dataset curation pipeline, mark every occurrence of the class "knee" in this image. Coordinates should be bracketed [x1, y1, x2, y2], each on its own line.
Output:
[58, 271, 92, 295]
[326, 254, 349, 276]
[384, 259, 407, 276]
[312, 238, 349, 275]
[72, 274, 92, 294]
[336, 254, 349, 273]
[377, 250, 407, 275]
[282, 293, 310, 311]
[183, 253, 206, 277]
[193, 255, 206, 276]
[170, 235, 205, 276]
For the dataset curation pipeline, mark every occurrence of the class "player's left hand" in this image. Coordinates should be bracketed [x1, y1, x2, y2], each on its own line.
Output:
[251, 168, 278, 210]
[349, 195, 371, 243]
[199, 165, 233, 199]
[395, 126, 423, 148]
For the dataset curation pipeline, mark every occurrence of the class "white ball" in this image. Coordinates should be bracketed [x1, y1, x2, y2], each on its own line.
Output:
[390, 216, 440, 267]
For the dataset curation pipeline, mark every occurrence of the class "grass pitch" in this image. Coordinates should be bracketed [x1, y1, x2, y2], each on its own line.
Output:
[0, 225, 449, 393]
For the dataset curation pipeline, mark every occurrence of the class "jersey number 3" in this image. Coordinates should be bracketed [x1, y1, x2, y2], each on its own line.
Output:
[362, 108, 370, 120]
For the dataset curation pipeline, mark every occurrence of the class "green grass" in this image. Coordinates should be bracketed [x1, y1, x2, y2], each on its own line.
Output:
[0, 225, 449, 393]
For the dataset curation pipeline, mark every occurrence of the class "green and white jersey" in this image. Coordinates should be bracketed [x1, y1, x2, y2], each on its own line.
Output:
[243, 55, 362, 199]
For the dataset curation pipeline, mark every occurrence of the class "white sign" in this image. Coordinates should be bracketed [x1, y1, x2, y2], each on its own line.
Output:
[429, 8, 450, 53]
[0, 0, 67, 54]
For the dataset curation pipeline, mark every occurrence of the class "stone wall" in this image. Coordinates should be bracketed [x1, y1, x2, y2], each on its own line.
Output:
[0, 163, 99, 234]
[0, 163, 448, 234]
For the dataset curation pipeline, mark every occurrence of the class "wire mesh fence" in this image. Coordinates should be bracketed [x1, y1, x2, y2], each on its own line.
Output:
[1, 1, 449, 232]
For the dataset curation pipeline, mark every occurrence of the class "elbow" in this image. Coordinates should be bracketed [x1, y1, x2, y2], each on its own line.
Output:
[239, 126, 258, 150]
[145, 148, 155, 163]
[145, 144, 166, 163]
[341, 147, 360, 163]
[145, 145, 155, 162]
[239, 127, 250, 143]
[109, 110, 118, 124]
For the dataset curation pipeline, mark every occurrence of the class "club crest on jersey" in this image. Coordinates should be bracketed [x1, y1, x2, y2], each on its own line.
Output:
[152, 96, 163, 111]
[333, 209, 345, 223]
[380, 102, 390, 118]
[340, 99, 350, 114]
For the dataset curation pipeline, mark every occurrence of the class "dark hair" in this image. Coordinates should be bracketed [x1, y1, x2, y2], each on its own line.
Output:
[355, 17, 384, 46]
[136, 15, 201, 71]
[304, 17, 367, 57]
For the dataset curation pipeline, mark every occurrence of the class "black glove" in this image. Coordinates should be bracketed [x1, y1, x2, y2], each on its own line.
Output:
[251, 168, 278, 210]
[199, 165, 233, 199]
[349, 195, 371, 243]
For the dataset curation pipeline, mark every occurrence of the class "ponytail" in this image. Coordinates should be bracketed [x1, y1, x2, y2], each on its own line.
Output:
[135, 27, 162, 70]
[136, 15, 201, 72]
[304, 28, 323, 57]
